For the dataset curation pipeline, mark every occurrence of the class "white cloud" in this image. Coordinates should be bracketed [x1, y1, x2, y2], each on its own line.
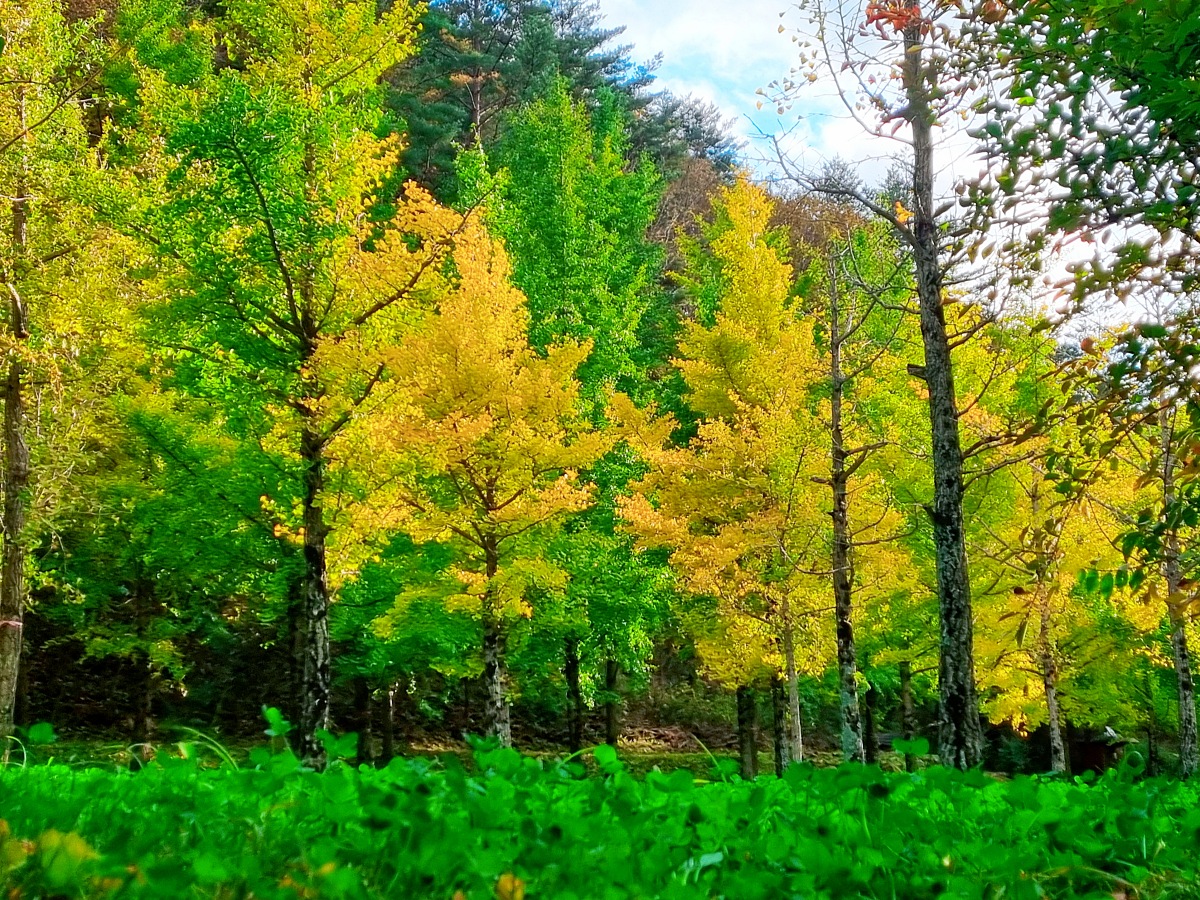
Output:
[595, 1, 907, 184]
[598, 2, 1007, 195]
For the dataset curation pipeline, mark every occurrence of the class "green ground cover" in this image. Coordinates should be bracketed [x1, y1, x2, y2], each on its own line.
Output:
[2, 739, 1198, 899]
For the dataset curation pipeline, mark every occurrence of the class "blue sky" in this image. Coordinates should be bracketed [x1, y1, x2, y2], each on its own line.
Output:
[595, 1, 988, 189]
[596, 0, 898, 182]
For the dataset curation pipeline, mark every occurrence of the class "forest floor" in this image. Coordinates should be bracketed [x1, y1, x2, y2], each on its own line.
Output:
[18, 733, 919, 776]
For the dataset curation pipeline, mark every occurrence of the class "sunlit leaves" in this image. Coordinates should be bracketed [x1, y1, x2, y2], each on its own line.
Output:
[342, 220, 611, 628]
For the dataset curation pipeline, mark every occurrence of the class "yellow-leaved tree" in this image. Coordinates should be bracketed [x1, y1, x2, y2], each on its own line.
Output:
[622, 179, 923, 769]
[340, 220, 612, 747]
[617, 178, 834, 766]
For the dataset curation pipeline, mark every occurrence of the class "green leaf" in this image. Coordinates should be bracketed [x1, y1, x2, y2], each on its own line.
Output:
[592, 743, 622, 774]
[893, 737, 929, 757]
[263, 706, 292, 739]
[25, 722, 57, 745]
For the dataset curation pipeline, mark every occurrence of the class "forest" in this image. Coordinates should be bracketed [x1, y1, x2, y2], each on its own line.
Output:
[4, 0, 1200, 896]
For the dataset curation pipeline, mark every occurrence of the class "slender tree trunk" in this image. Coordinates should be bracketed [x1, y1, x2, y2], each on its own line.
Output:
[604, 658, 620, 747]
[1169, 623, 1197, 778]
[863, 681, 879, 764]
[1161, 412, 1198, 778]
[1029, 482, 1068, 775]
[12, 649, 27, 728]
[482, 618, 511, 746]
[565, 636, 584, 753]
[771, 677, 788, 775]
[132, 657, 155, 749]
[781, 613, 803, 763]
[298, 426, 332, 769]
[1038, 598, 1068, 774]
[0, 89, 29, 758]
[828, 278, 866, 763]
[481, 536, 511, 747]
[130, 579, 154, 751]
[900, 660, 917, 772]
[353, 676, 374, 767]
[379, 680, 397, 765]
[736, 685, 758, 780]
[902, 14, 983, 770]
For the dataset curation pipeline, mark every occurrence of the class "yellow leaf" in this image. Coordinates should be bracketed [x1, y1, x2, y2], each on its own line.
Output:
[495, 872, 526, 900]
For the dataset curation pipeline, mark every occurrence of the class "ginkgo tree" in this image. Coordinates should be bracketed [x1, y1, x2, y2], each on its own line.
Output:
[0, 0, 147, 748]
[1061, 316, 1200, 778]
[972, 452, 1122, 773]
[617, 178, 834, 765]
[787, 200, 921, 762]
[114, 0, 480, 765]
[342, 219, 612, 748]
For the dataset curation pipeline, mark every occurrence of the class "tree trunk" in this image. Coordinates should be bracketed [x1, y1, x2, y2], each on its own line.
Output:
[863, 680, 879, 764]
[565, 636, 584, 753]
[604, 658, 620, 747]
[781, 614, 803, 763]
[297, 426, 332, 769]
[736, 685, 758, 780]
[353, 676, 374, 767]
[900, 660, 917, 773]
[12, 648, 27, 728]
[1169, 623, 1198, 778]
[1038, 600, 1068, 774]
[379, 680, 397, 765]
[771, 677, 788, 775]
[481, 533, 511, 747]
[0, 89, 30, 757]
[483, 618, 511, 747]
[132, 654, 155, 749]
[828, 279, 866, 763]
[902, 13, 983, 770]
[1029, 480, 1068, 775]
[1161, 411, 1198, 778]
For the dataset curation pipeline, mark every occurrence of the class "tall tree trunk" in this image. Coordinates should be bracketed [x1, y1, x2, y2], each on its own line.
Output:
[863, 681, 879, 764]
[771, 677, 788, 775]
[902, 14, 983, 770]
[900, 660, 917, 773]
[132, 656, 154, 750]
[353, 676, 374, 767]
[828, 276, 866, 763]
[604, 658, 620, 747]
[12, 648, 27, 728]
[1169, 622, 1197, 778]
[481, 536, 511, 747]
[781, 612, 803, 763]
[483, 618, 511, 746]
[298, 426, 332, 769]
[736, 685, 758, 779]
[565, 636, 584, 753]
[1029, 481, 1068, 775]
[1038, 598, 1068, 774]
[0, 88, 29, 757]
[131, 578, 154, 752]
[379, 680, 397, 765]
[1161, 410, 1198, 778]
